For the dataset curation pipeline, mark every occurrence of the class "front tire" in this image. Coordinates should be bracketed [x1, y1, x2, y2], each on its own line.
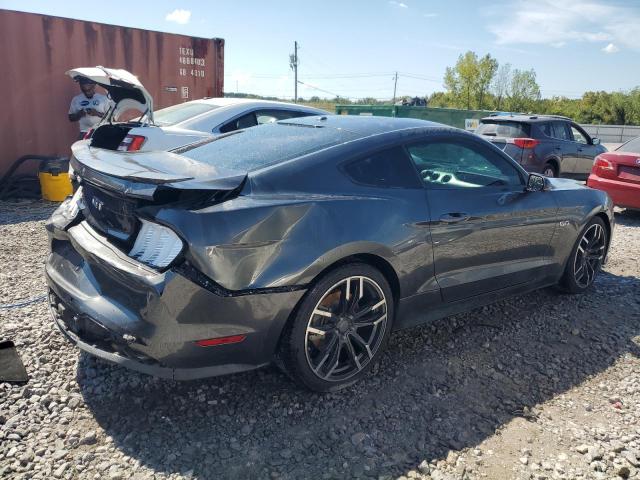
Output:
[277, 263, 394, 392]
[559, 217, 608, 293]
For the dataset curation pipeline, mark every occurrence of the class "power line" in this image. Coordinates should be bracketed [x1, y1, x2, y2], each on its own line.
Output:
[296, 80, 341, 98]
[224, 71, 440, 80]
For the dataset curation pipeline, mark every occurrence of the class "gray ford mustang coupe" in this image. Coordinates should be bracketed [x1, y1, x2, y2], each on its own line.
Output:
[46, 115, 614, 391]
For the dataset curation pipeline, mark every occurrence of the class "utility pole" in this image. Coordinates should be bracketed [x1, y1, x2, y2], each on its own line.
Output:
[392, 71, 398, 105]
[289, 41, 299, 103]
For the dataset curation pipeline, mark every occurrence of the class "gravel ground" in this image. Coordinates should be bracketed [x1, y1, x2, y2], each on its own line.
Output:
[1, 199, 639, 480]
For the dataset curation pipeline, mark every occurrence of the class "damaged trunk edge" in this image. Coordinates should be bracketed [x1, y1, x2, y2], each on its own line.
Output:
[67, 144, 326, 295]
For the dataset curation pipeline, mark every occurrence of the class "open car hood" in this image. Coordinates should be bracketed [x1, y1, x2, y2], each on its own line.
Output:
[70, 142, 247, 198]
[67, 66, 154, 122]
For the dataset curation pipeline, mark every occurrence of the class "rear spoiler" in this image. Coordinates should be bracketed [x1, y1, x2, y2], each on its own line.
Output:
[70, 142, 247, 199]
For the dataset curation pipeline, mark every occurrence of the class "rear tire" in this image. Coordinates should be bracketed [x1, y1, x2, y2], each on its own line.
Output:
[542, 163, 557, 178]
[277, 263, 394, 392]
[559, 217, 608, 293]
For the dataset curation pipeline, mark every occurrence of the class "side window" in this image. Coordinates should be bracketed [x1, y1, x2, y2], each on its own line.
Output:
[571, 125, 588, 144]
[552, 122, 571, 141]
[342, 147, 421, 189]
[540, 123, 553, 137]
[255, 109, 311, 125]
[407, 140, 522, 189]
[219, 112, 258, 133]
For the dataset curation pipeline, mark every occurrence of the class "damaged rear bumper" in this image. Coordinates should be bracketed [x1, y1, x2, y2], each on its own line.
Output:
[45, 219, 306, 381]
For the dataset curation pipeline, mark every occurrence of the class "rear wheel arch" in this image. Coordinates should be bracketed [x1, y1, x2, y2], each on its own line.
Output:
[274, 253, 400, 353]
[545, 157, 560, 176]
[275, 258, 397, 391]
[308, 253, 400, 307]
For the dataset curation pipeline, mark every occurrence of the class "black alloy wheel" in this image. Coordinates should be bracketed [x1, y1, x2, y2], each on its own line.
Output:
[560, 217, 608, 293]
[278, 263, 394, 392]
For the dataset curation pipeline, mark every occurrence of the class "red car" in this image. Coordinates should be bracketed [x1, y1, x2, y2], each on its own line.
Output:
[587, 137, 640, 210]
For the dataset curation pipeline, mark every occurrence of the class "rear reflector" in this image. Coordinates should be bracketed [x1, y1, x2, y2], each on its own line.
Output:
[117, 134, 147, 152]
[512, 138, 540, 149]
[195, 335, 247, 347]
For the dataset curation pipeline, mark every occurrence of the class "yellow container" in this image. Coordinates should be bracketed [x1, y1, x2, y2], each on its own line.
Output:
[39, 158, 73, 201]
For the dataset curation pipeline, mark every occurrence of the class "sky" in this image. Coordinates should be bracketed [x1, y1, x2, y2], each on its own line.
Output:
[1, 0, 639, 100]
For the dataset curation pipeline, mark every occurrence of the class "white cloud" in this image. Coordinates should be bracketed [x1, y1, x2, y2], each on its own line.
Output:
[487, 0, 640, 50]
[389, 1, 408, 8]
[165, 9, 191, 25]
[602, 43, 619, 54]
[423, 13, 438, 18]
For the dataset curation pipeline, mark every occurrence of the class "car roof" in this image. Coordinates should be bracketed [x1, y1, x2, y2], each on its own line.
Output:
[165, 98, 330, 129]
[481, 114, 572, 123]
[175, 115, 455, 176]
[277, 115, 443, 137]
[187, 97, 325, 110]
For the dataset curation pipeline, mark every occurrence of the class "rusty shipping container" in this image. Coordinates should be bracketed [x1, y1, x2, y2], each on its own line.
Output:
[0, 9, 224, 176]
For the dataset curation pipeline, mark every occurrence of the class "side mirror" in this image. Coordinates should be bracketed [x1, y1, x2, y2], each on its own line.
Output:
[592, 137, 601, 145]
[526, 173, 548, 192]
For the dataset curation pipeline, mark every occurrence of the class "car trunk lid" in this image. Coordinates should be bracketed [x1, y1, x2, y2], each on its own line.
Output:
[600, 151, 640, 184]
[70, 142, 247, 245]
[67, 66, 154, 122]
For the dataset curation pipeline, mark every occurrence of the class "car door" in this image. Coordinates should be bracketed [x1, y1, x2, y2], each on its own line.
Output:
[406, 135, 559, 302]
[570, 123, 599, 178]
[552, 121, 579, 176]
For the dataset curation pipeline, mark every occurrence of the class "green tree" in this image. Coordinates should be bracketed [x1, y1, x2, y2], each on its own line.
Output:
[443, 51, 498, 110]
[476, 54, 498, 109]
[505, 69, 541, 112]
[444, 51, 480, 109]
[427, 91, 454, 108]
[492, 63, 511, 111]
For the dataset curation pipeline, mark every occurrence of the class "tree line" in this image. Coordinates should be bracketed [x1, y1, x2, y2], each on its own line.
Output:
[426, 50, 640, 125]
[226, 51, 640, 125]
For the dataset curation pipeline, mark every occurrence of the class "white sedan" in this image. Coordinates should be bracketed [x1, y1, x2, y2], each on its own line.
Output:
[68, 67, 329, 152]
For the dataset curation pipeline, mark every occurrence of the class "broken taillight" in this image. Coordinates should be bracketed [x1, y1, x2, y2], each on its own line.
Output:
[117, 134, 147, 152]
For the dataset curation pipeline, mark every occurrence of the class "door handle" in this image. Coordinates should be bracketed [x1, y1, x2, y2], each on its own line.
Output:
[555, 146, 562, 150]
[578, 148, 584, 152]
[440, 212, 470, 223]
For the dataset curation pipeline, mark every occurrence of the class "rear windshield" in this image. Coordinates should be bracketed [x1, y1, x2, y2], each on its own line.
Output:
[617, 137, 640, 154]
[154, 102, 219, 126]
[178, 123, 358, 171]
[476, 121, 530, 138]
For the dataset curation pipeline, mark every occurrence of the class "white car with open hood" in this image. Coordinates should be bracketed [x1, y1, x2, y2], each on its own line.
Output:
[68, 66, 329, 152]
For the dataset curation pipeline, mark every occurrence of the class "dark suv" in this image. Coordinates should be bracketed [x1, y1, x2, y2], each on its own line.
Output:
[475, 115, 606, 179]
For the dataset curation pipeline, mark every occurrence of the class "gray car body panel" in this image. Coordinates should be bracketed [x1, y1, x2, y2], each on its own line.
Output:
[46, 116, 614, 380]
